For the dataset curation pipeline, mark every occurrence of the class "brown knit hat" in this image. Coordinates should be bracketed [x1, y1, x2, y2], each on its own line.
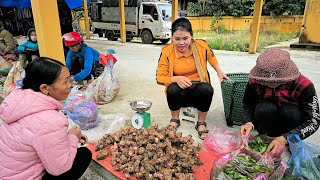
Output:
[250, 48, 300, 88]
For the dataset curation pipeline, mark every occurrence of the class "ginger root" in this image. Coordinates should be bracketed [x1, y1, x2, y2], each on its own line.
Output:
[95, 124, 203, 179]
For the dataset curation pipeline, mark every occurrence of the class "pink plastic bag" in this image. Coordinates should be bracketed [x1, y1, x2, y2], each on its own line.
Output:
[268, 160, 288, 180]
[204, 126, 243, 156]
[258, 153, 275, 170]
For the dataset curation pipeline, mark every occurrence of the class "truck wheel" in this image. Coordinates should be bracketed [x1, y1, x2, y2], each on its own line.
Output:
[141, 30, 153, 44]
[96, 29, 103, 37]
[160, 39, 170, 44]
[106, 31, 118, 41]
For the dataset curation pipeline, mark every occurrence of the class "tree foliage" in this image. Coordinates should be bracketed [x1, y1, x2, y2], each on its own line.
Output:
[187, 0, 305, 17]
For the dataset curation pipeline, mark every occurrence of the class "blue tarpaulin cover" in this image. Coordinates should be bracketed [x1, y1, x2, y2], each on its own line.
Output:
[0, 0, 90, 9]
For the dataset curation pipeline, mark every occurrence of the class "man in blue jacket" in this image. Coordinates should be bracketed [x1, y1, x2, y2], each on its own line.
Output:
[17, 28, 39, 68]
[63, 32, 103, 84]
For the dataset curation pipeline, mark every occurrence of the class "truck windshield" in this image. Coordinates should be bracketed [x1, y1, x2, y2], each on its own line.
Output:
[158, 4, 172, 21]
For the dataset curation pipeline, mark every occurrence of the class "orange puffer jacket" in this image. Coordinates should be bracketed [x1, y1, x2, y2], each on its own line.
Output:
[156, 39, 218, 87]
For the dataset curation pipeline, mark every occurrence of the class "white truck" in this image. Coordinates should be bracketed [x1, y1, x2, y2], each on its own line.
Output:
[90, 0, 172, 44]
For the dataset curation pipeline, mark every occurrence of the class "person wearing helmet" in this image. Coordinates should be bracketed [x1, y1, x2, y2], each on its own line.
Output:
[241, 48, 319, 156]
[63, 32, 103, 84]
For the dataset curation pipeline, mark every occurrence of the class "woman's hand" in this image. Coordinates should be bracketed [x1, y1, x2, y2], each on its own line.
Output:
[217, 71, 230, 82]
[171, 76, 192, 89]
[25, 48, 35, 51]
[240, 122, 254, 136]
[79, 134, 88, 145]
[68, 126, 82, 139]
[265, 136, 287, 155]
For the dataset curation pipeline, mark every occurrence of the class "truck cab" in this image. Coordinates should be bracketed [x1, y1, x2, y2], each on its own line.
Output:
[90, 0, 172, 44]
[139, 2, 172, 44]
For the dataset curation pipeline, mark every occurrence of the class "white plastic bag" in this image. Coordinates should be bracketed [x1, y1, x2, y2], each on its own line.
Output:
[94, 64, 120, 105]
[3, 61, 24, 95]
[68, 113, 129, 143]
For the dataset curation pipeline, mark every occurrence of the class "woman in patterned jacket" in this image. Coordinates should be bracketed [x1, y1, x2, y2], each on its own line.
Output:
[241, 48, 319, 154]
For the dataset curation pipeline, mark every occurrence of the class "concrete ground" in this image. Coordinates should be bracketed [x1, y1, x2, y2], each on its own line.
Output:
[79, 37, 320, 179]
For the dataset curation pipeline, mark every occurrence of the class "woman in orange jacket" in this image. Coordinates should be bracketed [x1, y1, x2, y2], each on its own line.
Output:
[156, 18, 229, 140]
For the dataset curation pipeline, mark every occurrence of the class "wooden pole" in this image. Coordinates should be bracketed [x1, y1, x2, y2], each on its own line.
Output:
[83, 0, 90, 39]
[249, 0, 263, 54]
[30, 0, 65, 63]
[119, 0, 126, 43]
[172, 0, 178, 22]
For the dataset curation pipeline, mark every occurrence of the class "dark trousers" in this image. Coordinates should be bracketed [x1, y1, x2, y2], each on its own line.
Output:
[166, 82, 214, 112]
[42, 147, 92, 180]
[21, 50, 40, 63]
[253, 101, 301, 137]
[70, 56, 104, 80]
[70, 56, 91, 80]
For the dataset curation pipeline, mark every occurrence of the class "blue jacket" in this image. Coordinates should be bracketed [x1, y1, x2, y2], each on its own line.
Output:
[17, 28, 38, 52]
[66, 43, 100, 82]
[17, 41, 38, 52]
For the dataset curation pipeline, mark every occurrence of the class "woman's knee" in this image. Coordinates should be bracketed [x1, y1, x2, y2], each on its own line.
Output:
[255, 101, 277, 116]
[166, 83, 182, 96]
[78, 147, 92, 165]
[279, 104, 301, 124]
[196, 83, 213, 96]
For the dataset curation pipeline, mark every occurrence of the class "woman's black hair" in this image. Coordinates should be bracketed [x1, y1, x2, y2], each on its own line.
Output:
[171, 18, 193, 36]
[22, 57, 66, 92]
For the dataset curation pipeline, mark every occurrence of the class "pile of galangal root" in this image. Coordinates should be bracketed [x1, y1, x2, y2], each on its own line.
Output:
[95, 125, 203, 179]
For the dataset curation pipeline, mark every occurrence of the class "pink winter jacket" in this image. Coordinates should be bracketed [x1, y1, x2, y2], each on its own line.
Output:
[0, 89, 79, 180]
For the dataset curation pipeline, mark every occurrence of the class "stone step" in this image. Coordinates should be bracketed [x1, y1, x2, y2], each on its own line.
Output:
[81, 160, 120, 180]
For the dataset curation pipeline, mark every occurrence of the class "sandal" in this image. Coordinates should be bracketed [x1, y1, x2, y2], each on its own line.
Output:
[170, 118, 181, 129]
[195, 121, 209, 140]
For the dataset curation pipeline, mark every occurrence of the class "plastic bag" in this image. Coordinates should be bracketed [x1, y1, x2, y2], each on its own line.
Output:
[258, 153, 275, 170]
[287, 134, 320, 179]
[254, 174, 268, 180]
[67, 102, 98, 130]
[3, 61, 24, 95]
[204, 126, 243, 156]
[94, 61, 120, 105]
[268, 160, 288, 180]
[68, 113, 128, 143]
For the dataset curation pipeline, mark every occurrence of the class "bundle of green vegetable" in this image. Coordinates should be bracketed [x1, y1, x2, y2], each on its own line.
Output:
[223, 166, 252, 180]
[233, 155, 272, 176]
[0, 70, 9, 76]
[248, 137, 269, 154]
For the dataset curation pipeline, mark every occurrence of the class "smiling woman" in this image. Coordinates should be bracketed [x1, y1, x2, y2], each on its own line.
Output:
[156, 18, 229, 140]
[0, 57, 92, 180]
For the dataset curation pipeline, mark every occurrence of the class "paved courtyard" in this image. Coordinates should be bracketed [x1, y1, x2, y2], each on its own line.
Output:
[79, 37, 320, 179]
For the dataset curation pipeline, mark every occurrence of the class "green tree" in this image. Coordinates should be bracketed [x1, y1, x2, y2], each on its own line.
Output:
[187, 0, 305, 17]
[263, 0, 305, 16]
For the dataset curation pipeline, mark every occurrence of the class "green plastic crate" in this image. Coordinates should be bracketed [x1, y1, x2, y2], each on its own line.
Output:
[221, 73, 249, 126]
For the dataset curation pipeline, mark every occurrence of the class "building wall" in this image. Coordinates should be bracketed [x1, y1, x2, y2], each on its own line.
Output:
[187, 16, 303, 32]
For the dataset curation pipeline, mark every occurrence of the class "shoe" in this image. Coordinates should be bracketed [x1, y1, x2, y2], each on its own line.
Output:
[170, 118, 181, 129]
[195, 121, 209, 140]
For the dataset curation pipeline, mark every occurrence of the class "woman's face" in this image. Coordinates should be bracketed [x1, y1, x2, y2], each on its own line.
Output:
[172, 29, 192, 54]
[69, 43, 81, 52]
[47, 67, 72, 101]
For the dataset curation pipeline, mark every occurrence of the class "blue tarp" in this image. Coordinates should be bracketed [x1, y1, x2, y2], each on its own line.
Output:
[0, 0, 90, 9]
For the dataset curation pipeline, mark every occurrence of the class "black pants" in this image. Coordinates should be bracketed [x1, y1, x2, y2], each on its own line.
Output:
[70, 56, 104, 80]
[166, 82, 214, 112]
[253, 101, 301, 137]
[42, 147, 92, 180]
[21, 50, 40, 62]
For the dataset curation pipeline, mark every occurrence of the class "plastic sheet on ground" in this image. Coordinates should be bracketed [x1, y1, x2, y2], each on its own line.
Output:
[87, 144, 217, 180]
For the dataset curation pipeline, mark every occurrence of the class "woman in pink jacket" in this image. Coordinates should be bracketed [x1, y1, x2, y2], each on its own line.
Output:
[0, 57, 92, 179]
